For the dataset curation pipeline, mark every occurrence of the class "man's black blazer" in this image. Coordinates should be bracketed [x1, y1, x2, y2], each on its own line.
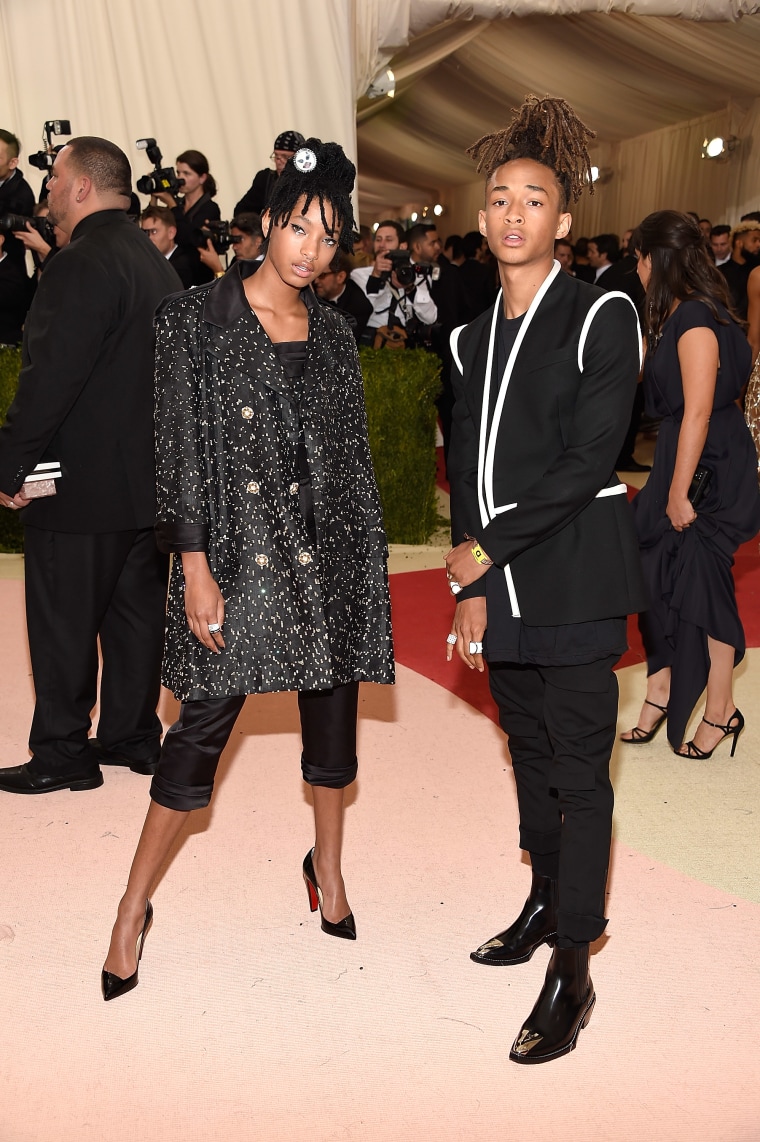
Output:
[448, 262, 647, 626]
[0, 209, 182, 532]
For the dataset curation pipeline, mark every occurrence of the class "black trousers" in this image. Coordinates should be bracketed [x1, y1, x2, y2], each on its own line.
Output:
[24, 526, 169, 776]
[488, 655, 619, 944]
[150, 681, 360, 811]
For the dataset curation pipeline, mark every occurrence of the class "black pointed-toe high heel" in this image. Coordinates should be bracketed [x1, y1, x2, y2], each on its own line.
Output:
[101, 900, 153, 1002]
[620, 699, 668, 744]
[678, 709, 744, 759]
[302, 849, 356, 940]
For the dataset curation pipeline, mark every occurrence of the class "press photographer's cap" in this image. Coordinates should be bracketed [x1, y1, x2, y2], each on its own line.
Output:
[273, 131, 305, 153]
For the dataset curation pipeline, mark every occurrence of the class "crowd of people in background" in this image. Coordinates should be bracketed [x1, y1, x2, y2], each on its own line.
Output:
[2, 122, 760, 463]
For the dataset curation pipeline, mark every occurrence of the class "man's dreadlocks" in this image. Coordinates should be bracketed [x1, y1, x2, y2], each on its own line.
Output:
[267, 137, 356, 252]
[466, 95, 596, 208]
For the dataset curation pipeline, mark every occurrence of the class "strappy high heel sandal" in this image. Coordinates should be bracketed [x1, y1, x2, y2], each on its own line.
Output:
[678, 709, 744, 759]
[620, 699, 668, 744]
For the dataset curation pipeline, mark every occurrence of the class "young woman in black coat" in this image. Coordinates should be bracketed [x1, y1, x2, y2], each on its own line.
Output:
[102, 140, 394, 1000]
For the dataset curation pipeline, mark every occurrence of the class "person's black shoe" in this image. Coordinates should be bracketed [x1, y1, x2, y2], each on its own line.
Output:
[89, 738, 160, 775]
[470, 872, 558, 965]
[616, 459, 651, 472]
[0, 763, 104, 794]
[509, 944, 595, 1064]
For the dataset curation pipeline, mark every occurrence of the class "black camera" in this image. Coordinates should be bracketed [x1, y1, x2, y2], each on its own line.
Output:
[385, 249, 415, 287]
[199, 220, 233, 254]
[0, 213, 55, 245]
[383, 249, 440, 288]
[28, 120, 72, 170]
[135, 139, 184, 198]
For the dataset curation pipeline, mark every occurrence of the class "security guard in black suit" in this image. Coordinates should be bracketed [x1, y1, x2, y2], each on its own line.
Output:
[0, 137, 182, 794]
[445, 97, 646, 1064]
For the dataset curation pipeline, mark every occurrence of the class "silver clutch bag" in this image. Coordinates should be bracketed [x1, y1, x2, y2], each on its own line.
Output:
[21, 460, 62, 499]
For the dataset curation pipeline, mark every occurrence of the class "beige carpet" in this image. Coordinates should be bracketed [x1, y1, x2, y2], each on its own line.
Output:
[1, 549, 760, 1140]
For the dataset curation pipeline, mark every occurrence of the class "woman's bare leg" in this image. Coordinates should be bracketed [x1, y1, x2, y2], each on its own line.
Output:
[103, 801, 189, 977]
[620, 666, 671, 741]
[678, 637, 738, 754]
[311, 786, 350, 923]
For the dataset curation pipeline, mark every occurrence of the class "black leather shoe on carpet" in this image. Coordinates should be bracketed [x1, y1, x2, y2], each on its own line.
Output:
[89, 738, 160, 775]
[0, 763, 104, 794]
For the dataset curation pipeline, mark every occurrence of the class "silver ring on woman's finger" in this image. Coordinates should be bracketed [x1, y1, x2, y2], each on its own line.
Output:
[468, 641, 483, 655]
[207, 622, 221, 633]
[450, 581, 462, 595]
[446, 633, 458, 645]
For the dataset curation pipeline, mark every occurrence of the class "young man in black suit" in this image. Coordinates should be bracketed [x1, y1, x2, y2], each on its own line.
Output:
[0, 137, 182, 795]
[445, 97, 646, 1063]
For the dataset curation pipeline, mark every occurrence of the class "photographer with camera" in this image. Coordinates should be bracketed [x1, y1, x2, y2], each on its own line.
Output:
[148, 148, 221, 286]
[9, 203, 66, 278]
[197, 212, 265, 279]
[141, 205, 196, 289]
[0, 130, 35, 270]
[350, 219, 437, 348]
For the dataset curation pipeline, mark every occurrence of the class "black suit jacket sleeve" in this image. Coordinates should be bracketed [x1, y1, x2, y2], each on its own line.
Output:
[0, 246, 115, 494]
[480, 295, 640, 568]
[448, 338, 487, 601]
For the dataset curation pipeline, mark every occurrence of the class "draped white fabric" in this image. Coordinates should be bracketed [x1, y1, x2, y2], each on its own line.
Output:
[0, 0, 356, 222]
[2, 0, 759, 233]
[356, 8, 760, 232]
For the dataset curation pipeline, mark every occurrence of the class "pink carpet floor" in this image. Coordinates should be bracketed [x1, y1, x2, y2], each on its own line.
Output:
[1, 575, 759, 1142]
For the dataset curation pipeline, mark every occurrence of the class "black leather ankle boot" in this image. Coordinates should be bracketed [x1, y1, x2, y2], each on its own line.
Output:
[470, 872, 558, 965]
[509, 944, 595, 1064]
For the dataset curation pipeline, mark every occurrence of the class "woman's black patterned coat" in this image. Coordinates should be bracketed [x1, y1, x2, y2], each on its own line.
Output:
[153, 263, 394, 701]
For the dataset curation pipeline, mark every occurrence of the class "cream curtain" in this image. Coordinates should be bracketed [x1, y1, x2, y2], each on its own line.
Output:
[0, 0, 356, 222]
[570, 103, 754, 236]
[356, 8, 760, 229]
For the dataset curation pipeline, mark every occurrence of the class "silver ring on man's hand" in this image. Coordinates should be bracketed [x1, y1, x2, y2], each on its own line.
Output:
[450, 581, 462, 595]
[468, 641, 483, 655]
[207, 622, 221, 633]
[446, 633, 458, 645]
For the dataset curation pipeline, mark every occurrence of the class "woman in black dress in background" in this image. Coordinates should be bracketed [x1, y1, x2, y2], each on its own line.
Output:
[621, 211, 760, 756]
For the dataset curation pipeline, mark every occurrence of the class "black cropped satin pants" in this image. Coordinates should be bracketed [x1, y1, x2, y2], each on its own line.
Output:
[150, 682, 359, 811]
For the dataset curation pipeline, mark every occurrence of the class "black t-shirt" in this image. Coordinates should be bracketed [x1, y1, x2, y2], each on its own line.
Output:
[483, 306, 627, 665]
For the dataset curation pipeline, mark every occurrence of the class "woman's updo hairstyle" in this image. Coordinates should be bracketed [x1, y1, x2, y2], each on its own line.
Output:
[176, 150, 217, 198]
[632, 209, 736, 348]
[266, 138, 356, 252]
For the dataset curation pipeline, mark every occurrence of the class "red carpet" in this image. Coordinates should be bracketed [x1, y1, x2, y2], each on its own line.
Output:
[389, 536, 760, 721]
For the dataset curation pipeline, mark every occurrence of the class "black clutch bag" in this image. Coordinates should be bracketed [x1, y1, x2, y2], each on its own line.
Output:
[688, 464, 712, 508]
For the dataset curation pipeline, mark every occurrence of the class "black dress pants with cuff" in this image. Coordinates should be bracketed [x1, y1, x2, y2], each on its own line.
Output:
[150, 681, 360, 812]
[488, 655, 619, 945]
[24, 526, 169, 777]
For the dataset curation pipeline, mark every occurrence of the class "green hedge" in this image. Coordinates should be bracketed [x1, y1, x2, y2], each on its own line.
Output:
[360, 347, 441, 545]
[0, 347, 24, 553]
[0, 344, 443, 552]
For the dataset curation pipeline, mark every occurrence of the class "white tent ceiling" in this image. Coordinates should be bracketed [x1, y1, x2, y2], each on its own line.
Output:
[355, 3, 760, 226]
